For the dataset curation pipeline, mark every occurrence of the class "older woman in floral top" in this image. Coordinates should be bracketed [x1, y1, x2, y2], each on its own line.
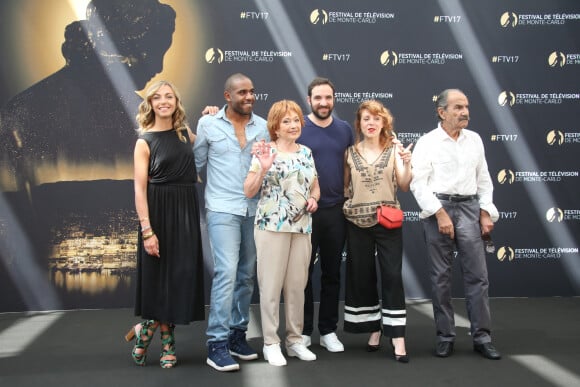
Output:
[244, 100, 320, 367]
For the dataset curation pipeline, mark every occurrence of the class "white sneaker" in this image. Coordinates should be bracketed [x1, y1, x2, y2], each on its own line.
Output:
[287, 343, 317, 361]
[320, 332, 344, 352]
[302, 335, 312, 347]
[263, 344, 287, 366]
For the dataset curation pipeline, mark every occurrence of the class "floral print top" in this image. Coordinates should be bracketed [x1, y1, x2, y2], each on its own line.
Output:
[250, 144, 318, 233]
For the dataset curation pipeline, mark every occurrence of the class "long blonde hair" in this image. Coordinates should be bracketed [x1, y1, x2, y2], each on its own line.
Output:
[136, 80, 188, 141]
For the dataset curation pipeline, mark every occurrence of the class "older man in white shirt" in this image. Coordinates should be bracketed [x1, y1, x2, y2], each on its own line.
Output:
[410, 89, 501, 360]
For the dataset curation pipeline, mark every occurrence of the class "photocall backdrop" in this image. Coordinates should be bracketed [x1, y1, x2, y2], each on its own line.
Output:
[0, 0, 578, 312]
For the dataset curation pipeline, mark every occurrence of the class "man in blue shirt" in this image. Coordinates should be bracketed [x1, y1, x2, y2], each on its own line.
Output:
[194, 73, 269, 371]
[298, 77, 354, 352]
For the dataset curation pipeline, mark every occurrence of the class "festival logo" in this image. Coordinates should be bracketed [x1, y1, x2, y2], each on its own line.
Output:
[497, 169, 578, 183]
[546, 207, 580, 222]
[310, 9, 329, 24]
[380, 50, 398, 66]
[497, 169, 515, 184]
[546, 207, 564, 222]
[310, 8, 394, 25]
[205, 48, 224, 64]
[498, 245, 578, 261]
[498, 90, 579, 106]
[548, 51, 580, 67]
[500, 12, 580, 27]
[205, 47, 292, 64]
[548, 51, 566, 67]
[546, 130, 580, 145]
[500, 12, 518, 27]
[498, 91, 516, 106]
[380, 50, 462, 67]
[547, 130, 565, 146]
[497, 246, 515, 261]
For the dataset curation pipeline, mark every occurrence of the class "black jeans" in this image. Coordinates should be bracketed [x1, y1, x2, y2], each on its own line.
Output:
[303, 204, 346, 336]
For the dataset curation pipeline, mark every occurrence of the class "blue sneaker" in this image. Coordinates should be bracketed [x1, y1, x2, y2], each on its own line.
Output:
[207, 340, 240, 372]
[228, 329, 258, 360]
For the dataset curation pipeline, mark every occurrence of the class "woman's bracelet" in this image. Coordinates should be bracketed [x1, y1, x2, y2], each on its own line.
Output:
[142, 231, 155, 240]
[141, 225, 151, 232]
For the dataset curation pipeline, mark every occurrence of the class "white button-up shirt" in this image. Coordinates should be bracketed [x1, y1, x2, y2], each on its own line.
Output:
[410, 124, 499, 221]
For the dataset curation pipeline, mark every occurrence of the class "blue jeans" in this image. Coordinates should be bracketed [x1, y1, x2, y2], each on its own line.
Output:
[206, 210, 257, 344]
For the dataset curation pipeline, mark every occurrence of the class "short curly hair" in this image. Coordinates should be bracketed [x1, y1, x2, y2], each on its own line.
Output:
[266, 100, 305, 142]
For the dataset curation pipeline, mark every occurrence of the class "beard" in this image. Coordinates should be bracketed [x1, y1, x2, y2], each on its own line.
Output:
[310, 105, 333, 120]
[231, 102, 253, 116]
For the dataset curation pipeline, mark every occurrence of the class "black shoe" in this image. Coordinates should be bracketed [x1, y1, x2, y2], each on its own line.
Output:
[366, 331, 382, 352]
[474, 342, 501, 360]
[435, 341, 454, 357]
[393, 352, 410, 363]
[389, 340, 409, 363]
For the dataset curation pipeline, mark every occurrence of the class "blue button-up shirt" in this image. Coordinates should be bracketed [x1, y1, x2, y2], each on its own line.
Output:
[194, 106, 269, 216]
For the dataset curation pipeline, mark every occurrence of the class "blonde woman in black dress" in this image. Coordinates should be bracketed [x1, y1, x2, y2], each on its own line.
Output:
[125, 80, 205, 368]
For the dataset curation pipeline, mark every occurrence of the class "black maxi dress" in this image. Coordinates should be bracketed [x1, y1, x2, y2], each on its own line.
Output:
[135, 129, 205, 324]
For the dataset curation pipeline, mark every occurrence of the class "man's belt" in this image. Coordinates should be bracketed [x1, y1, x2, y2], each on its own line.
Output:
[435, 193, 478, 202]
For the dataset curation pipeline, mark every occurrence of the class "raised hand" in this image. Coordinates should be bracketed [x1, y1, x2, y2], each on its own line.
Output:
[396, 141, 413, 164]
[255, 140, 277, 171]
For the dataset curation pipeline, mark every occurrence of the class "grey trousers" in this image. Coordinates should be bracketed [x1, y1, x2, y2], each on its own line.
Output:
[422, 199, 492, 344]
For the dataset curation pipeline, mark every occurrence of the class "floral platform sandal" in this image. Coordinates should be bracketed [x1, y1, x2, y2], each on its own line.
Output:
[125, 320, 159, 366]
[159, 324, 177, 369]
